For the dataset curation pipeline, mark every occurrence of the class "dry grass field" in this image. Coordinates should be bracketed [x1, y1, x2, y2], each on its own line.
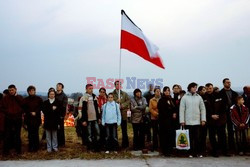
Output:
[0, 124, 138, 160]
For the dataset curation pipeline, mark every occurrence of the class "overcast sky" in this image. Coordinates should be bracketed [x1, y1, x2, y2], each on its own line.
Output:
[0, 0, 250, 94]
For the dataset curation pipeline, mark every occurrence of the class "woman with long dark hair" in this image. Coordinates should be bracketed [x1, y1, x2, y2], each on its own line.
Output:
[158, 86, 176, 156]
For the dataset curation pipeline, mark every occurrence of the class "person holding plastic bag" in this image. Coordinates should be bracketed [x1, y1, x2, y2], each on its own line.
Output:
[179, 82, 206, 158]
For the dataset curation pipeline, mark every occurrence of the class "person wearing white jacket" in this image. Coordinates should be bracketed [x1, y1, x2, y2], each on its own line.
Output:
[179, 82, 206, 158]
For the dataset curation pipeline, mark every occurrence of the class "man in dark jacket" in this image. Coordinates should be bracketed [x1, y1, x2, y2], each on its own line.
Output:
[220, 78, 238, 153]
[23, 85, 43, 152]
[205, 83, 229, 157]
[79, 84, 101, 151]
[143, 84, 154, 142]
[55, 83, 68, 147]
[1, 85, 23, 155]
[0, 90, 9, 141]
[242, 86, 250, 109]
[143, 84, 154, 105]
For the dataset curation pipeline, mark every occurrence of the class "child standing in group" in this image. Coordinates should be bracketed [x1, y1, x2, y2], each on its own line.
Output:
[102, 93, 121, 154]
[231, 96, 250, 155]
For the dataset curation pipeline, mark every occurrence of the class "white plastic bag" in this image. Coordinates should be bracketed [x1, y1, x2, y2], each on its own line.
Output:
[176, 127, 190, 150]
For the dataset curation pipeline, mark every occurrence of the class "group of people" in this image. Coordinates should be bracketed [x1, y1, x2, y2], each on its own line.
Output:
[0, 83, 68, 155]
[74, 79, 250, 157]
[0, 78, 249, 158]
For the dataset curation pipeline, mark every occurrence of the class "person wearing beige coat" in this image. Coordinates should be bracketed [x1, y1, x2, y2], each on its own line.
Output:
[149, 87, 161, 151]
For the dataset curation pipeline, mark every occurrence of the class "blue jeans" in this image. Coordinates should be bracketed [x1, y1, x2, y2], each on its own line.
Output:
[105, 123, 118, 151]
[46, 130, 58, 152]
[87, 121, 100, 150]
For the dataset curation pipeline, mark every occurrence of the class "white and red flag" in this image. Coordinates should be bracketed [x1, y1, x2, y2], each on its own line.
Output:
[120, 10, 165, 69]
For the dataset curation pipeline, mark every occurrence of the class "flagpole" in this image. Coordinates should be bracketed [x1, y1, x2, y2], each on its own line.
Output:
[118, 49, 121, 101]
[118, 10, 123, 101]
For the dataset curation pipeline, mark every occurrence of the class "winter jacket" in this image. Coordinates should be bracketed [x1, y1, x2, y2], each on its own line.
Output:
[204, 92, 227, 126]
[130, 97, 147, 123]
[102, 101, 121, 126]
[242, 93, 250, 110]
[55, 91, 68, 118]
[1, 94, 23, 120]
[158, 96, 176, 129]
[42, 99, 61, 130]
[112, 89, 130, 120]
[0, 96, 4, 132]
[97, 95, 107, 112]
[179, 92, 206, 125]
[220, 88, 238, 113]
[149, 97, 160, 120]
[79, 93, 100, 123]
[23, 95, 43, 127]
[230, 104, 249, 129]
[143, 91, 154, 106]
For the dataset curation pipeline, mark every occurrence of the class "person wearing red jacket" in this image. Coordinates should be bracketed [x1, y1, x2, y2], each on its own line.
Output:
[230, 96, 250, 155]
[97, 87, 108, 149]
[1, 85, 23, 155]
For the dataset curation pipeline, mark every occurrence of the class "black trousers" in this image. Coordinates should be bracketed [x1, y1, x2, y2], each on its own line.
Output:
[226, 113, 235, 152]
[209, 125, 228, 154]
[99, 124, 106, 148]
[81, 124, 88, 145]
[144, 123, 152, 142]
[144, 113, 152, 142]
[199, 125, 207, 154]
[235, 129, 247, 153]
[159, 127, 174, 155]
[132, 123, 145, 150]
[57, 118, 65, 147]
[151, 120, 159, 151]
[3, 118, 22, 154]
[121, 120, 129, 148]
[27, 125, 40, 151]
[185, 125, 200, 156]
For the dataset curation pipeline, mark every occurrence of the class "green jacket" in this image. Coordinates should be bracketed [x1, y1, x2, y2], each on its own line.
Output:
[112, 89, 130, 120]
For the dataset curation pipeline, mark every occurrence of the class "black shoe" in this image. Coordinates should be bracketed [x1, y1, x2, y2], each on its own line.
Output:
[212, 153, 219, 158]
[28, 148, 34, 152]
[223, 153, 231, 157]
[122, 145, 129, 149]
[133, 148, 138, 151]
[2, 151, 9, 156]
[16, 150, 22, 155]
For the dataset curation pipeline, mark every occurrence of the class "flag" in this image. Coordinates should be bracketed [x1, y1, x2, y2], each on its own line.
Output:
[120, 10, 165, 69]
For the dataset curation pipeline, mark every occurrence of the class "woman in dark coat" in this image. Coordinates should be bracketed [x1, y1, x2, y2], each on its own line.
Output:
[43, 89, 61, 152]
[158, 86, 176, 156]
[23, 86, 43, 152]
